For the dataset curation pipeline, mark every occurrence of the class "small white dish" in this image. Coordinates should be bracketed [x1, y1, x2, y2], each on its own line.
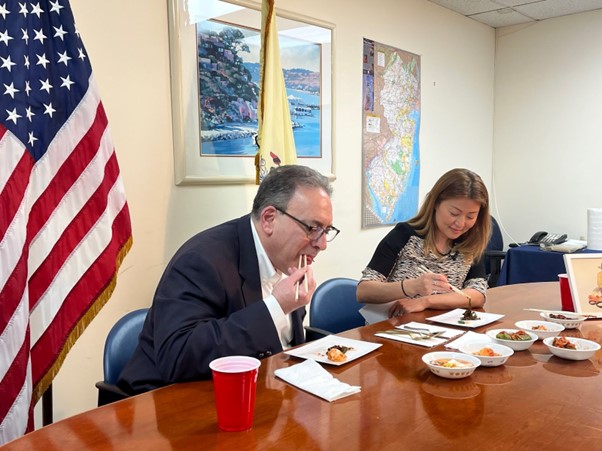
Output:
[543, 336, 601, 361]
[458, 342, 514, 367]
[486, 328, 537, 351]
[422, 351, 481, 379]
[515, 320, 564, 340]
[539, 312, 585, 329]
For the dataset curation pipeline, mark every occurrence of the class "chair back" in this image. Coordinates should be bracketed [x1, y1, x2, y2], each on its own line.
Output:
[103, 308, 148, 384]
[485, 216, 505, 287]
[485, 216, 503, 271]
[309, 278, 364, 334]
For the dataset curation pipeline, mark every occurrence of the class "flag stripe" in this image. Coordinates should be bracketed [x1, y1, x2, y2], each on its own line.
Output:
[0, 132, 33, 245]
[0, 293, 28, 384]
[0, 354, 32, 444]
[0, 326, 30, 425]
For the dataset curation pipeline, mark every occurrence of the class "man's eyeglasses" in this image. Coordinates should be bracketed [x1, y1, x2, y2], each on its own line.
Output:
[274, 207, 340, 242]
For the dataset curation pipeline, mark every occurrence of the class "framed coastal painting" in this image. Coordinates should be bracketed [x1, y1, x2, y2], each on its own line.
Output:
[168, 0, 334, 184]
[564, 253, 602, 316]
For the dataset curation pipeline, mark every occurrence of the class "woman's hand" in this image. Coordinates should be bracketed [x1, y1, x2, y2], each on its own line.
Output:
[388, 297, 428, 317]
[408, 272, 451, 297]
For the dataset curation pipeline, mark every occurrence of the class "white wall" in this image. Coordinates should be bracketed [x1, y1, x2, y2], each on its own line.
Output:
[38, 0, 494, 425]
[493, 11, 602, 245]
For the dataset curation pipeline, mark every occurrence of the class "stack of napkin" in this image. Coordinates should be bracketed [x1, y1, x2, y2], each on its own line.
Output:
[274, 359, 361, 402]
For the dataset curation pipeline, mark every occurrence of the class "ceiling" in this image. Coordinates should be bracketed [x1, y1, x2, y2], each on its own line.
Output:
[428, 0, 602, 28]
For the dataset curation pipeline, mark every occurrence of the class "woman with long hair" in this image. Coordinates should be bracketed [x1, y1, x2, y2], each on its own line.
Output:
[357, 168, 491, 317]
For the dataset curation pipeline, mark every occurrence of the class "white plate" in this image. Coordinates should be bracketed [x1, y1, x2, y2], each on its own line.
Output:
[427, 308, 504, 328]
[285, 336, 383, 366]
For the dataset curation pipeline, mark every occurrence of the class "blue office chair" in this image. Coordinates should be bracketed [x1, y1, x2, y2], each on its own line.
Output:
[485, 216, 506, 287]
[95, 308, 148, 406]
[305, 277, 365, 341]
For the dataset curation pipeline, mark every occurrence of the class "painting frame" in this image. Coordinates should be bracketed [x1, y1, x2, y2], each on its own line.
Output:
[167, 0, 335, 185]
[563, 253, 602, 316]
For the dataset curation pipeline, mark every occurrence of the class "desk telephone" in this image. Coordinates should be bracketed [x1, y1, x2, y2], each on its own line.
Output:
[528, 231, 568, 246]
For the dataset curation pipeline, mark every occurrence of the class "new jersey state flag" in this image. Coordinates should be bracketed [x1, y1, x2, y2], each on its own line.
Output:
[254, 0, 297, 184]
[0, 0, 132, 443]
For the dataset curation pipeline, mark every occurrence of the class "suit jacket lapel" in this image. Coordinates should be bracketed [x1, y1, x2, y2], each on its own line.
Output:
[237, 215, 262, 305]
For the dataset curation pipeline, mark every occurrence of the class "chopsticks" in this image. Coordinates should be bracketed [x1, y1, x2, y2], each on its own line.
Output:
[416, 265, 470, 299]
[295, 254, 308, 301]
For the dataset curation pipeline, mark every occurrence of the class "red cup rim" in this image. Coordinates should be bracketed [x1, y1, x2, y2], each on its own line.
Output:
[209, 356, 261, 373]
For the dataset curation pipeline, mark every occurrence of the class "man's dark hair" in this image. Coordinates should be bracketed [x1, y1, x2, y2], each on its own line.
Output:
[251, 165, 332, 219]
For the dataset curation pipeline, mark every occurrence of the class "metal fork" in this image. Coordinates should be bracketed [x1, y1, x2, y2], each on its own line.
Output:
[382, 329, 445, 340]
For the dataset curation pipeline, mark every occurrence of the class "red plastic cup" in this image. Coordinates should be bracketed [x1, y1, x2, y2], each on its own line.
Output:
[558, 273, 574, 312]
[209, 356, 261, 432]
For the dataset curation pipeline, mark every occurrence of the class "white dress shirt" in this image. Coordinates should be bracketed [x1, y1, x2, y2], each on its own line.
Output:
[250, 218, 293, 349]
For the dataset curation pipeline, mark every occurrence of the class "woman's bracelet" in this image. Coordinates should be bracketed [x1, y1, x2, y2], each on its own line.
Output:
[401, 279, 409, 297]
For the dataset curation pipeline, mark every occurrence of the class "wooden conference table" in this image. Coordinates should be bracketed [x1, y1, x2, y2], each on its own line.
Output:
[4, 283, 602, 450]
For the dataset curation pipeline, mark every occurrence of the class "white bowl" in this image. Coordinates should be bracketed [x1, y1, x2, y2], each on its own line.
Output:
[515, 320, 565, 340]
[458, 342, 514, 367]
[539, 312, 585, 329]
[422, 351, 481, 379]
[486, 329, 537, 351]
[543, 336, 601, 361]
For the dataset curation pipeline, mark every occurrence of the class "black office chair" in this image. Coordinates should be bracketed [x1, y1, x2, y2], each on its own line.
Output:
[95, 308, 148, 406]
[305, 277, 365, 341]
[484, 216, 505, 287]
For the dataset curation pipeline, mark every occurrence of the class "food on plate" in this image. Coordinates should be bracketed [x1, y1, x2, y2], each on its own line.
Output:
[532, 325, 548, 331]
[495, 330, 532, 341]
[473, 347, 501, 357]
[552, 336, 577, 350]
[461, 308, 480, 321]
[430, 358, 474, 369]
[459, 296, 480, 323]
[327, 345, 352, 362]
[549, 313, 571, 319]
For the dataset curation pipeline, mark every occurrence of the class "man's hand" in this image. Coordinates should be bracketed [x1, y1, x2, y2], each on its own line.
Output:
[272, 264, 316, 314]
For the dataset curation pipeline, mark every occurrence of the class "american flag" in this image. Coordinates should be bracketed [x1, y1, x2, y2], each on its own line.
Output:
[0, 0, 132, 443]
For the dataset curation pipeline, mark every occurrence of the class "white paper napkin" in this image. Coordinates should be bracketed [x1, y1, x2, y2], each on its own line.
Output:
[375, 321, 464, 348]
[359, 301, 396, 324]
[274, 359, 361, 402]
[445, 331, 492, 350]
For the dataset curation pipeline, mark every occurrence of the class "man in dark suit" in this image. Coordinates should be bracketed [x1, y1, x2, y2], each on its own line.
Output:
[118, 165, 338, 394]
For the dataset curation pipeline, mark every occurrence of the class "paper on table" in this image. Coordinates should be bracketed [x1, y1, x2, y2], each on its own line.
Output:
[445, 331, 491, 350]
[359, 301, 396, 324]
[274, 359, 361, 402]
[375, 322, 464, 348]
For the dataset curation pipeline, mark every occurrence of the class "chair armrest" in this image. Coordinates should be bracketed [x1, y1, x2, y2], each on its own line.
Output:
[304, 326, 332, 342]
[95, 381, 130, 406]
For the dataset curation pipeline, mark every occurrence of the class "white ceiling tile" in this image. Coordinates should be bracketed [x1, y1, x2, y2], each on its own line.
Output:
[428, 0, 504, 16]
[468, 9, 533, 27]
[514, 0, 602, 20]
[428, 0, 602, 27]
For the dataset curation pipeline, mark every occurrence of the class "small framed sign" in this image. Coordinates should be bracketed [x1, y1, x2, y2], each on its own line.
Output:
[563, 253, 602, 316]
